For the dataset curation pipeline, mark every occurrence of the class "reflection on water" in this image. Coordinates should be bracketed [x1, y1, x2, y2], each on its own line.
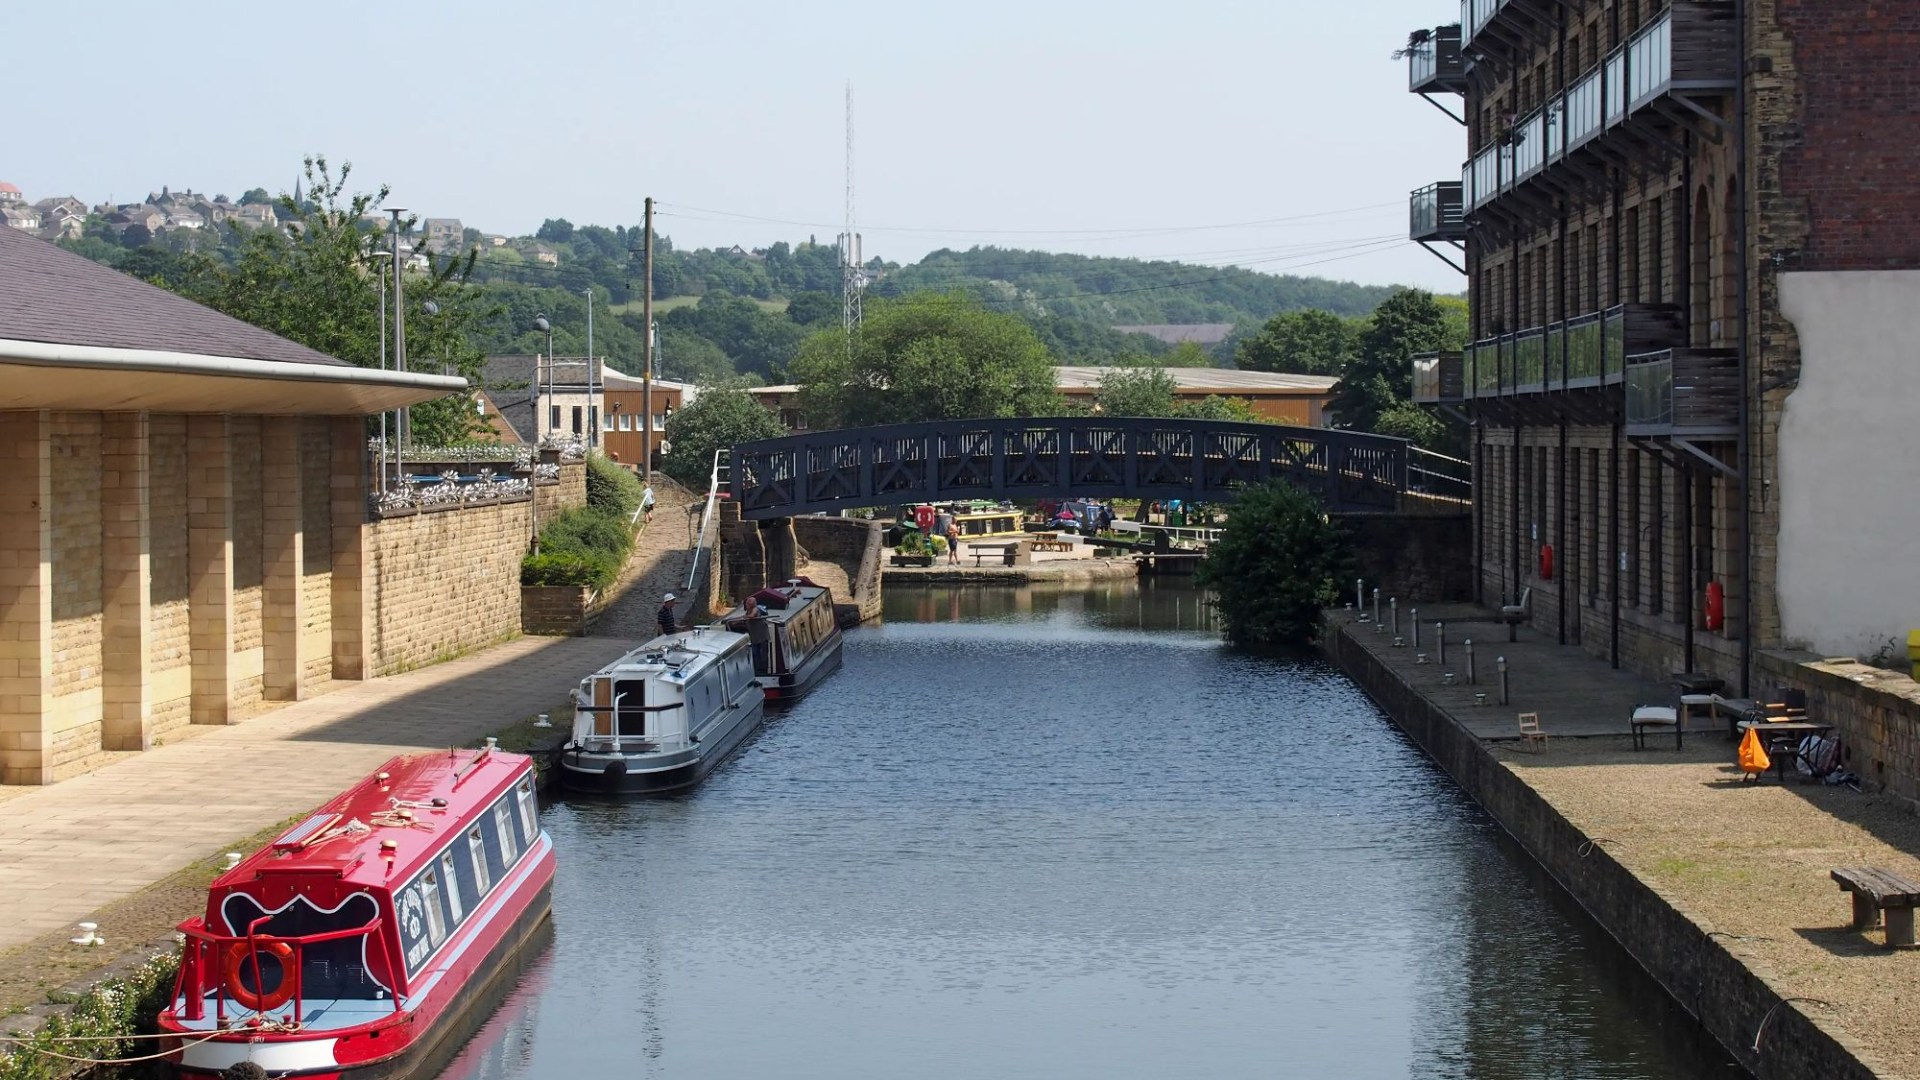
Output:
[439, 582, 1740, 1080]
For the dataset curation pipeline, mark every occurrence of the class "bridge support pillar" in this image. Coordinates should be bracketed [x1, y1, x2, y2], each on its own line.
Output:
[716, 504, 797, 604]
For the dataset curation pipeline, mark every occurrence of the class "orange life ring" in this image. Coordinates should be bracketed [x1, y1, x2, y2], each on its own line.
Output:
[223, 939, 295, 1012]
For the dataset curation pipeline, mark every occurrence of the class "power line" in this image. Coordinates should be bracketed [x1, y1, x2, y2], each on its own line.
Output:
[654, 199, 1403, 239]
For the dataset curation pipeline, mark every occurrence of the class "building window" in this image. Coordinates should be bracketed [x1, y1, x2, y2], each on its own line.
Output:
[589, 406, 599, 437]
[603, 410, 615, 432]
[549, 404, 561, 431]
[572, 406, 583, 435]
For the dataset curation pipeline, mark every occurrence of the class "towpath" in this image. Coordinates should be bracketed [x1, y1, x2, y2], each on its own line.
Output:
[1333, 609, 1920, 1079]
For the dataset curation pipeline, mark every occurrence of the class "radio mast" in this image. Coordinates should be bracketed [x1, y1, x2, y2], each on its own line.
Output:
[839, 83, 864, 355]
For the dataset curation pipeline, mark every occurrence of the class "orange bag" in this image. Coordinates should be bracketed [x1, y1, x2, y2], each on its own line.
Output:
[1738, 726, 1771, 775]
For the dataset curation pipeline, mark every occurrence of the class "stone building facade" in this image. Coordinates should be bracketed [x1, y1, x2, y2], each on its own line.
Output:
[0, 228, 465, 784]
[1404, 0, 1920, 694]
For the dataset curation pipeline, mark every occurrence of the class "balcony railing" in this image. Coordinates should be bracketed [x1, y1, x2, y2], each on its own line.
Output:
[1461, 2, 1736, 214]
[1461, 0, 1512, 48]
[1408, 25, 1466, 94]
[1625, 349, 1740, 436]
[1461, 304, 1685, 401]
[1411, 352, 1465, 404]
[1410, 182, 1466, 243]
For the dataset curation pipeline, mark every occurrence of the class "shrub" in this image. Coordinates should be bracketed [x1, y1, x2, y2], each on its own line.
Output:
[1194, 481, 1353, 648]
[585, 454, 645, 520]
[521, 552, 612, 588]
[0, 951, 179, 1080]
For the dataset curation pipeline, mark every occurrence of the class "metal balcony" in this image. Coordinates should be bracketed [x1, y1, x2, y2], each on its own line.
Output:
[1410, 182, 1465, 243]
[1625, 349, 1740, 437]
[1460, 2, 1736, 215]
[1408, 25, 1466, 95]
[1461, 304, 1685, 402]
[1412, 352, 1464, 405]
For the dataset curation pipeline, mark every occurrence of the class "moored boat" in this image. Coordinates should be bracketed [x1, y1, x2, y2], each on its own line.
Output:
[557, 626, 765, 796]
[159, 745, 553, 1080]
[718, 577, 845, 705]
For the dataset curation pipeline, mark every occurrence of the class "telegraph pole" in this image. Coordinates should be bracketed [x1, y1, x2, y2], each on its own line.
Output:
[642, 196, 654, 484]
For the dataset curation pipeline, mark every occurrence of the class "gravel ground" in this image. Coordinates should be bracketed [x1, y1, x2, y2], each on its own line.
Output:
[1498, 736, 1920, 1078]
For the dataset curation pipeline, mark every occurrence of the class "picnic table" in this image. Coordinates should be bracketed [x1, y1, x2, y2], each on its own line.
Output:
[966, 541, 1020, 567]
[1737, 719, 1835, 783]
[1029, 532, 1075, 552]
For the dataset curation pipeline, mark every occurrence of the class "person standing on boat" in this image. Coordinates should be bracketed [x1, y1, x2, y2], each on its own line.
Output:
[658, 593, 688, 636]
[732, 594, 773, 674]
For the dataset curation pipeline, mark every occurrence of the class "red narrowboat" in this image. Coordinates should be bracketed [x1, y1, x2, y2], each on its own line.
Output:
[159, 745, 554, 1079]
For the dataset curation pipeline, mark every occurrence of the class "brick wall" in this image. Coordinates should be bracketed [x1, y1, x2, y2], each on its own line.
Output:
[229, 418, 264, 710]
[368, 499, 530, 675]
[1758, 654, 1920, 811]
[534, 461, 586, 524]
[49, 413, 102, 702]
[300, 419, 334, 691]
[149, 415, 191, 736]
[1338, 512, 1474, 606]
[791, 517, 885, 625]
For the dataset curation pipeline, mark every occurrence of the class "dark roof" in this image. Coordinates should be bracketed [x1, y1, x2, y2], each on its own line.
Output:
[482, 354, 596, 391]
[0, 227, 350, 366]
[1111, 323, 1237, 346]
[492, 394, 535, 442]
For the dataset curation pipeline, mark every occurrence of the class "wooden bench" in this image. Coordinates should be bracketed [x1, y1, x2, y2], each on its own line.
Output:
[1831, 867, 1920, 948]
[967, 542, 1019, 567]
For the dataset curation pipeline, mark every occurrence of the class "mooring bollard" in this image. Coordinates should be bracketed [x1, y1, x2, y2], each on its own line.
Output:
[1372, 588, 1382, 630]
[1498, 655, 1509, 705]
[1390, 597, 1399, 638]
[1411, 608, 1420, 650]
[1465, 638, 1476, 684]
[1355, 578, 1366, 619]
[1437, 622, 1446, 665]
[1415, 652, 1430, 664]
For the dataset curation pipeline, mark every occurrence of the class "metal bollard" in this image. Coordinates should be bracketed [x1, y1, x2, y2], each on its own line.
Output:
[1498, 655, 1509, 705]
[1437, 622, 1446, 665]
[1355, 578, 1366, 619]
[1465, 638, 1476, 684]
[1372, 588, 1382, 630]
[1390, 597, 1399, 638]
[1411, 608, 1420, 650]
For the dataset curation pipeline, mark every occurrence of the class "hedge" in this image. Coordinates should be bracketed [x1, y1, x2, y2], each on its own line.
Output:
[521, 506, 636, 590]
[584, 454, 646, 520]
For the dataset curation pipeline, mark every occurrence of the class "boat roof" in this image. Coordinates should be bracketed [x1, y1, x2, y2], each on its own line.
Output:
[717, 581, 835, 625]
[211, 749, 532, 894]
[594, 626, 746, 676]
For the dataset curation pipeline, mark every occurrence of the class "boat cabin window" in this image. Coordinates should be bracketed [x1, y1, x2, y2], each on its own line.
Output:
[516, 779, 538, 844]
[441, 852, 464, 923]
[420, 870, 448, 947]
[468, 828, 491, 895]
[493, 801, 518, 865]
[220, 892, 382, 1001]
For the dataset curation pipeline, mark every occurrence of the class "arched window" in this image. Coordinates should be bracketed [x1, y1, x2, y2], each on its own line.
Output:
[1719, 176, 1740, 347]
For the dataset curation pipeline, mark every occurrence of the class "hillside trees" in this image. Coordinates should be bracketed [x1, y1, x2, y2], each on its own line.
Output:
[1235, 309, 1361, 375]
[659, 387, 786, 486]
[1330, 288, 1459, 434]
[789, 293, 1060, 428]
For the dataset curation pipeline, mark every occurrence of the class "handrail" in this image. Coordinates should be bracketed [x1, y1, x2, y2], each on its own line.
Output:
[684, 448, 729, 596]
[174, 914, 394, 1025]
[1408, 446, 1473, 500]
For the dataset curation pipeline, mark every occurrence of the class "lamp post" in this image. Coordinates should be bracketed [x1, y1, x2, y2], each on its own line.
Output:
[533, 315, 553, 440]
[582, 288, 597, 447]
[369, 247, 393, 495]
[386, 207, 409, 488]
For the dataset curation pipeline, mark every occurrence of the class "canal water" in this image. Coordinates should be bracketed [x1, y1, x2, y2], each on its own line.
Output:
[438, 581, 1741, 1080]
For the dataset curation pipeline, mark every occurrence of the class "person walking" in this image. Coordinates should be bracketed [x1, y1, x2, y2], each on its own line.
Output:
[945, 514, 961, 565]
[641, 483, 656, 522]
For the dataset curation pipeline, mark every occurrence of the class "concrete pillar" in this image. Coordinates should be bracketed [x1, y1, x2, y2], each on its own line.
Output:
[100, 412, 152, 750]
[760, 517, 798, 584]
[188, 414, 235, 724]
[0, 411, 53, 784]
[717, 501, 765, 607]
[262, 419, 306, 700]
[329, 416, 371, 680]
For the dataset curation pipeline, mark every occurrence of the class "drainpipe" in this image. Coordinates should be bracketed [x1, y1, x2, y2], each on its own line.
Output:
[1735, 0, 1753, 698]
[1682, 463, 1695, 672]
[1610, 423, 1621, 669]
[1557, 418, 1568, 645]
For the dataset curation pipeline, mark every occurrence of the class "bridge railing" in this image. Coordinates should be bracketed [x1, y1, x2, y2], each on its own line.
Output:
[728, 417, 1412, 519]
[1407, 447, 1472, 502]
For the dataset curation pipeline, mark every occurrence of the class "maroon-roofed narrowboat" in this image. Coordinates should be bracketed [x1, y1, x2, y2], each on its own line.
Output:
[158, 744, 553, 1079]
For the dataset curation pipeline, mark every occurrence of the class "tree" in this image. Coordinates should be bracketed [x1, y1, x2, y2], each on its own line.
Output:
[121, 223, 153, 249]
[785, 291, 839, 327]
[1163, 341, 1214, 369]
[657, 326, 736, 385]
[1332, 288, 1457, 433]
[1235, 309, 1358, 375]
[535, 218, 574, 243]
[1194, 481, 1353, 648]
[1175, 394, 1260, 422]
[1372, 401, 1447, 450]
[789, 292, 1060, 428]
[238, 188, 273, 205]
[659, 387, 786, 486]
[1095, 366, 1179, 417]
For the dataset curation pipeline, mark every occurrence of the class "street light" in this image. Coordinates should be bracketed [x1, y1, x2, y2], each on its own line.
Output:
[368, 246, 393, 494]
[582, 288, 597, 447]
[386, 207, 409, 487]
[532, 315, 553, 440]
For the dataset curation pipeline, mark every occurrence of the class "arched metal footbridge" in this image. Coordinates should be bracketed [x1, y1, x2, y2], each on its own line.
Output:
[728, 417, 1429, 519]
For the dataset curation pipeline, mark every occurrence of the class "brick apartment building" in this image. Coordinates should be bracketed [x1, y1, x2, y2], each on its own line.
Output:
[0, 228, 463, 784]
[1403, 0, 1920, 693]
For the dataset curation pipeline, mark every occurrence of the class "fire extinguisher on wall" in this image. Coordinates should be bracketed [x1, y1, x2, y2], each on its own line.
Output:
[1539, 543, 1555, 581]
[1705, 580, 1725, 631]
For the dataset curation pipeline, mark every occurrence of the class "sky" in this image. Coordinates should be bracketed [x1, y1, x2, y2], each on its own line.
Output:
[2, 0, 1467, 294]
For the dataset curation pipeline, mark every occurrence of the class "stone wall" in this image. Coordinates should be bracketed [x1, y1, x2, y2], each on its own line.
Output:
[47, 413, 101, 767]
[521, 586, 593, 637]
[367, 499, 530, 676]
[1324, 620, 1877, 1080]
[1756, 652, 1920, 813]
[1337, 512, 1474, 607]
[792, 517, 885, 626]
[149, 416, 190, 736]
